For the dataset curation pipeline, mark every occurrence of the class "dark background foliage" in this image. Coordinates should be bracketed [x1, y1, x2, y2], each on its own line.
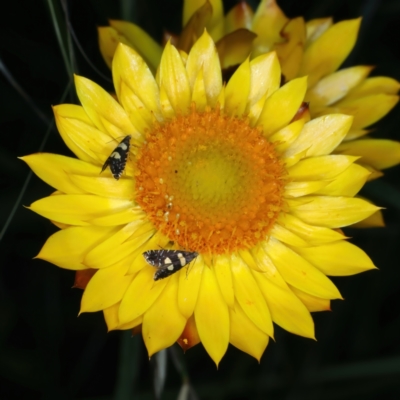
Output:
[1, 0, 400, 399]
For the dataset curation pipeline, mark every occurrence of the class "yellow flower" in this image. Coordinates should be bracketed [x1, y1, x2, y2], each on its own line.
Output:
[23, 32, 378, 365]
[98, 0, 400, 185]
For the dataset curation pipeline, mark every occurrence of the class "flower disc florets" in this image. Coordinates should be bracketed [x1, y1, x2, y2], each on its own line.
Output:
[135, 105, 286, 254]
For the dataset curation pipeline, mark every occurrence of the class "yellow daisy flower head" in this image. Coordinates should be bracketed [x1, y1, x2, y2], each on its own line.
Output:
[98, 0, 400, 186]
[23, 31, 378, 365]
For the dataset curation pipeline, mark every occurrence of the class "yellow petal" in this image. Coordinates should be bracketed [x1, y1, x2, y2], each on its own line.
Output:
[230, 255, 274, 337]
[278, 213, 345, 245]
[143, 274, 187, 357]
[305, 18, 333, 44]
[275, 17, 306, 81]
[289, 285, 331, 312]
[252, 271, 315, 338]
[225, 57, 250, 116]
[343, 128, 370, 141]
[159, 41, 191, 115]
[29, 194, 134, 226]
[88, 207, 144, 227]
[206, 0, 224, 41]
[85, 220, 154, 269]
[108, 20, 162, 72]
[103, 303, 142, 331]
[332, 93, 399, 130]
[159, 84, 175, 119]
[306, 66, 373, 106]
[251, 0, 288, 56]
[191, 69, 207, 111]
[229, 301, 269, 361]
[225, 1, 254, 33]
[336, 139, 400, 170]
[251, 244, 283, 277]
[195, 265, 229, 366]
[314, 163, 370, 196]
[362, 164, 384, 181]
[287, 155, 358, 181]
[284, 114, 353, 159]
[300, 19, 361, 87]
[284, 180, 329, 198]
[74, 75, 140, 141]
[345, 76, 400, 100]
[215, 84, 225, 110]
[119, 267, 168, 324]
[178, 1, 212, 53]
[257, 76, 308, 136]
[263, 238, 342, 299]
[248, 93, 267, 127]
[183, 0, 207, 26]
[36, 226, 117, 270]
[247, 52, 281, 112]
[98, 26, 122, 69]
[119, 86, 159, 133]
[183, 0, 224, 41]
[216, 29, 256, 69]
[269, 119, 304, 153]
[254, 243, 329, 316]
[186, 30, 222, 107]
[270, 223, 308, 247]
[352, 209, 385, 228]
[288, 196, 380, 228]
[275, 17, 305, 62]
[20, 154, 98, 194]
[180, 49, 188, 65]
[68, 174, 136, 200]
[280, 40, 304, 83]
[81, 260, 133, 312]
[239, 249, 265, 273]
[284, 148, 309, 168]
[112, 44, 163, 127]
[213, 255, 234, 308]
[177, 256, 204, 319]
[53, 104, 107, 164]
[292, 240, 377, 276]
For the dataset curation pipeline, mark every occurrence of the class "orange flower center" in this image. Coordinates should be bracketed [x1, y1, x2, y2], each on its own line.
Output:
[135, 106, 286, 254]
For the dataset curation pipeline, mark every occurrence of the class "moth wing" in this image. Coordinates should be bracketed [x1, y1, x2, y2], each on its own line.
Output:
[182, 251, 198, 263]
[101, 157, 111, 173]
[154, 262, 176, 281]
[143, 251, 162, 267]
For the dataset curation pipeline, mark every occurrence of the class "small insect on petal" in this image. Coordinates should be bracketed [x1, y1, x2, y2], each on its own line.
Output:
[143, 250, 199, 281]
[101, 135, 131, 180]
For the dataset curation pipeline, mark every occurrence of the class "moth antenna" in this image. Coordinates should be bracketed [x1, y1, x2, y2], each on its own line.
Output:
[105, 135, 135, 144]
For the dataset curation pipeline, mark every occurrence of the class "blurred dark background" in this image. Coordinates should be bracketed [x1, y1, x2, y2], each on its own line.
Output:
[1, 0, 400, 399]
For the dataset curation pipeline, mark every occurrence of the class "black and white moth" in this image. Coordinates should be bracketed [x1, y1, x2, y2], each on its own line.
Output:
[143, 250, 199, 281]
[101, 135, 131, 180]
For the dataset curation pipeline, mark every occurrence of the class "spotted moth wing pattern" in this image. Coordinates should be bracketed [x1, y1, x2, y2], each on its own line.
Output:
[101, 135, 131, 180]
[143, 250, 199, 281]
